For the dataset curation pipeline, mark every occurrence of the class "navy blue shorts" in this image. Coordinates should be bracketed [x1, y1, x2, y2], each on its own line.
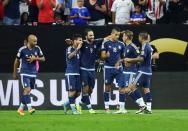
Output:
[133, 72, 152, 88]
[122, 72, 136, 87]
[80, 69, 96, 89]
[65, 75, 81, 92]
[104, 67, 126, 88]
[20, 75, 36, 89]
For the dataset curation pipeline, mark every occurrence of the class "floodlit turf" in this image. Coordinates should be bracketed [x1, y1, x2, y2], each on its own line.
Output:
[0, 110, 188, 131]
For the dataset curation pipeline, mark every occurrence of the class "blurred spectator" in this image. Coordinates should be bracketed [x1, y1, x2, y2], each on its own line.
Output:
[166, 0, 184, 23]
[130, 4, 146, 25]
[20, 0, 28, 15]
[0, 0, 4, 25]
[84, 0, 107, 26]
[56, 0, 72, 23]
[3, 0, 22, 25]
[28, 0, 39, 23]
[69, 0, 91, 25]
[145, 0, 166, 24]
[132, 0, 148, 11]
[111, 0, 134, 24]
[36, 0, 56, 25]
[182, 0, 188, 24]
[20, 12, 29, 25]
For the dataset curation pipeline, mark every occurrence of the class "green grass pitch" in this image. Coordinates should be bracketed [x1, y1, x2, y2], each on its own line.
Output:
[0, 110, 188, 131]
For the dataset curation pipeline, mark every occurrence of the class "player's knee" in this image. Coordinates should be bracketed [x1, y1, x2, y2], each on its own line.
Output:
[119, 88, 125, 94]
[129, 84, 136, 91]
[105, 84, 111, 92]
[143, 88, 150, 94]
[68, 91, 76, 97]
[82, 86, 89, 94]
[124, 88, 131, 94]
[23, 87, 31, 95]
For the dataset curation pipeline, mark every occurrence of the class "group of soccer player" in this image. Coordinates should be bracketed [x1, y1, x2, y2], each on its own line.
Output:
[13, 27, 157, 116]
[64, 27, 156, 115]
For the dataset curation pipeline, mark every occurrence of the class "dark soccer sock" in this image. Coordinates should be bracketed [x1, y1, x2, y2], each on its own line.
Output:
[144, 92, 152, 103]
[104, 92, 110, 109]
[132, 89, 142, 100]
[119, 93, 126, 110]
[129, 92, 137, 101]
[21, 95, 26, 104]
[24, 94, 31, 104]
[119, 93, 126, 103]
[69, 96, 75, 104]
[81, 94, 90, 105]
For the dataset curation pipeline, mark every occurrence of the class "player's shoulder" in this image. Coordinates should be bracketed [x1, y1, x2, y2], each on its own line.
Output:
[118, 40, 125, 46]
[18, 46, 27, 52]
[66, 46, 73, 52]
[35, 45, 42, 50]
[130, 43, 139, 50]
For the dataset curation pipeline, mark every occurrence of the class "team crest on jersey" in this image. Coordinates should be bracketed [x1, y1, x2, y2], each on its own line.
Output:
[109, 46, 112, 48]
[118, 46, 121, 50]
[127, 49, 129, 53]
[35, 51, 37, 56]
[90, 48, 93, 53]
[113, 47, 117, 52]
[94, 45, 96, 48]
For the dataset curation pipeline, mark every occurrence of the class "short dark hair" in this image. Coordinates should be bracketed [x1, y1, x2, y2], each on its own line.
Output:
[72, 34, 82, 41]
[111, 27, 121, 34]
[139, 31, 148, 40]
[122, 30, 134, 40]
[84, 28, 93, 36]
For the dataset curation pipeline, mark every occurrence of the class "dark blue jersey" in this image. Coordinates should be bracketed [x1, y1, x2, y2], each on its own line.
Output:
[139, 43, 153, 75]
[65, 46, 80, 75]
[16, 45, 43, 77]
[101, 40, 125, 67]
[80, 39, 103, 70]
[124, 43, 139, 73]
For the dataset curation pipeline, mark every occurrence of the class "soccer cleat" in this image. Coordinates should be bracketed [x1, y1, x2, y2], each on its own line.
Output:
[29, 108, 36, 115]
[105, 109, 111, 114]
[72, 111, 81, 115]
[145, 109, 152, 114]
[89, 109, 96, 114]
[76, 104, 82, 114]
[17, 109, 25, 116]
[136, 106, 146, 114]
[113, 109, 128, 114]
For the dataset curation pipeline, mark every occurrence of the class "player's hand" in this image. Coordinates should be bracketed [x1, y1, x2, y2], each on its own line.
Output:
[115, 62, 120, 69]
[74, 13, 79, 18]
[13, 73, 18, 80]
[77, 43, 83, 50]
[95, 5, 101, 11]
[65, 39, 72, 45]
[124, 58, 131, 67]
[106, 51, 110, 58]
[27, 55, 36, 63]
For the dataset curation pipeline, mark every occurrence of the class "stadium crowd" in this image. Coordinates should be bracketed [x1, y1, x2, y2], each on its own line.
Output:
[0, 0, 188, 25]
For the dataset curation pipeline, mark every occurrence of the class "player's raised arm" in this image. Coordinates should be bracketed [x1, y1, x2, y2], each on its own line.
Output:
[67, 37, 83, 59]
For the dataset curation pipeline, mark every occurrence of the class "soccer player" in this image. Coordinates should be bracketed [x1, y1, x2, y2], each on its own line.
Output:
[13, 34, 45, 116]
[124, 31, 153, 114]
[114, 30, 141, 114]
[64, 34, 83, 115]
[101, 27, 126, 113]
[79, 29, 106, 114]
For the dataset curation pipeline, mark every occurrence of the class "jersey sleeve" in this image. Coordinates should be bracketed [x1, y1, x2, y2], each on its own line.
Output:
[101, 40, 108, 51]
[140, 45, 147, 59]
[151, 45, 158, 54]
[16, 48, 23, 59]
[37, 46, 44, 57]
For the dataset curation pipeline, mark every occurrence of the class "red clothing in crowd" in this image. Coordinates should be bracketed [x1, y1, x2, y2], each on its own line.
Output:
[36, 0, 56, 23]
[0, 1, 4, 20]
[31, 0, 37, 6]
